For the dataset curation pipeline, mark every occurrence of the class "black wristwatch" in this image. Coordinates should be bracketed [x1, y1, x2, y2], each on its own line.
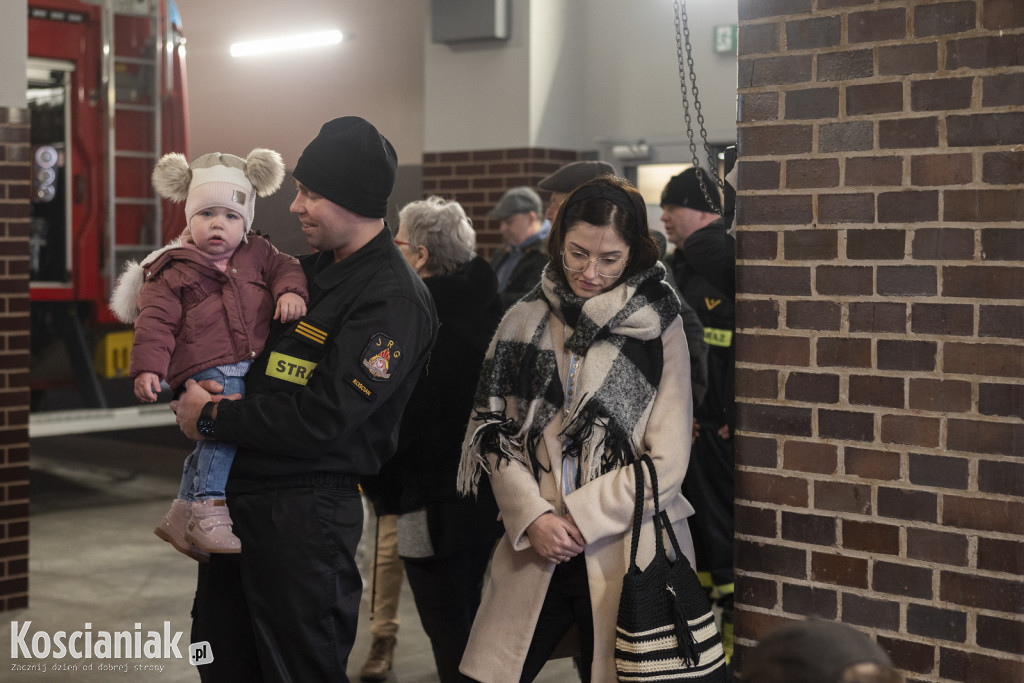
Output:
[196, 402, 217, 440]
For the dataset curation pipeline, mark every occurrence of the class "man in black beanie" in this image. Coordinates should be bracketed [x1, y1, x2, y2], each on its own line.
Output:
[174, 116, 438, 683]
[660, 165, 737, 672]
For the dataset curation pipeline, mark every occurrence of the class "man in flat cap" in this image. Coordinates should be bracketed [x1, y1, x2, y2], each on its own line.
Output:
[488, 186, 548, 308]
[537, 159, 616, 223]
[174, 116, 438, 682]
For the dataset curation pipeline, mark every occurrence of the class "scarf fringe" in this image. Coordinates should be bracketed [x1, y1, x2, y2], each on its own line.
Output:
[562, 397, 638, 487]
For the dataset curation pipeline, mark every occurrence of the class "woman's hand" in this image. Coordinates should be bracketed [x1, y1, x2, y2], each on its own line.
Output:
[526, 512, 585, 565]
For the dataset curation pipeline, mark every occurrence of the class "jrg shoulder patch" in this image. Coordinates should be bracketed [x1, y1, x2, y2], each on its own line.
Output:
[360, 332, 402, 381]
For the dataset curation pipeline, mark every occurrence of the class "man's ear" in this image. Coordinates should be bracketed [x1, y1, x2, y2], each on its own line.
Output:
[416, 244, 430, 270]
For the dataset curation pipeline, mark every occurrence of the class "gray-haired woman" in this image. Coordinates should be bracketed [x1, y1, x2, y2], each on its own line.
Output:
[361, 196, 504, 683]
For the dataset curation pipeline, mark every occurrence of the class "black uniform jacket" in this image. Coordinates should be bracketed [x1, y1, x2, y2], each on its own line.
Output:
[669, 218, 736, 430]
[214, 228, 439, 480]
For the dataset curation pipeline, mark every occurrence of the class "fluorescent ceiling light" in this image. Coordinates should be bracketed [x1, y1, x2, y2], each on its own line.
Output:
[230, 30, 342, 58]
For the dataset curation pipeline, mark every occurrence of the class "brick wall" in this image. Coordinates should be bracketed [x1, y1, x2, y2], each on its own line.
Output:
[0, 106, 31, 611]
[421, 147, 577, 258]
[733, 1, 1023, 680]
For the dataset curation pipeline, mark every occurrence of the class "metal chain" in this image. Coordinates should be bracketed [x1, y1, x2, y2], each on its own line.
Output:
[673, 0, 725, 214]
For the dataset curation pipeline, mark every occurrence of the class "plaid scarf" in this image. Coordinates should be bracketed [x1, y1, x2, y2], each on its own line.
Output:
[458, 261, 681, 495]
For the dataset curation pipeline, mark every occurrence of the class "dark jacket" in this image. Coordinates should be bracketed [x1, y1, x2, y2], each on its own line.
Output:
[127, 236, 307, 389]
[490, 240, 549, 309]
[214, 228, 438, 481]
[667, 217, 735, 431]
[363, 256, 503, 554]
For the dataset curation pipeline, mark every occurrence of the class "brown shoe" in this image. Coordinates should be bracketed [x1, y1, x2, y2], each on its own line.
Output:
[359, 635, 396, 682]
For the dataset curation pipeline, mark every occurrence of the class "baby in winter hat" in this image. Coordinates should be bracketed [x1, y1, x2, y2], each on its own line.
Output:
[111, 148, 309, 562]
[157, 148, 282, 247]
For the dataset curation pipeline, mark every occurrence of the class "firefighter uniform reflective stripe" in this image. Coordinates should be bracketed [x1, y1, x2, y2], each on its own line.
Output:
[703, 327, 732, 348]
[266, 352, 317, 385]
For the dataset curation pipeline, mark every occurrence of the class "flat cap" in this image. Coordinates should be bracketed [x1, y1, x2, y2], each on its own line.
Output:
[488, 186, 543, 219]
[538, 160, 616, 192]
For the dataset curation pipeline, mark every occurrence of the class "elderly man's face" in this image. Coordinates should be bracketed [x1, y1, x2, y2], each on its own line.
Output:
[499, 211, 539, 246]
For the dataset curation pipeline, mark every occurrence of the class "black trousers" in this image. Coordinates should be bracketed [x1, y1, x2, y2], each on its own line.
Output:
[403, 530, 495, 683]
[682, 426, 735, 587]
[518, 553, 593, 683]
[191, 482, 363, 682]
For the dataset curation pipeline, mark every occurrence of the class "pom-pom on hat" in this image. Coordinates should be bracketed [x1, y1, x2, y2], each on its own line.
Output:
[660, 166, 721, 214]
[152, 148, 286, 234]
[292, 116, 398, 219]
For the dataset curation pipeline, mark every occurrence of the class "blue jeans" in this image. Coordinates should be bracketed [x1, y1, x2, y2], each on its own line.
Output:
[177, 366, 246, 501]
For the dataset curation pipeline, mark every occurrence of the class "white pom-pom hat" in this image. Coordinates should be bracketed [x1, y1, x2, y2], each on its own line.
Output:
[151, 148, 285, 236]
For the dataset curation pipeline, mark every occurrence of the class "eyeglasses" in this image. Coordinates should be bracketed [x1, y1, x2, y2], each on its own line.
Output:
[393, 239, 410, 247]
[561, 250, 626, 278]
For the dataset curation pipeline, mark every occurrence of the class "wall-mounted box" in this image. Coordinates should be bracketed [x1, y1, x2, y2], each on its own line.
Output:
[431, 0, 509, 44]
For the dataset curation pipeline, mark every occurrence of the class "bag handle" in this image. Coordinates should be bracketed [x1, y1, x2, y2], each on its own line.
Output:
[643, 454, 686, 563]
[628, 454, 685, 570]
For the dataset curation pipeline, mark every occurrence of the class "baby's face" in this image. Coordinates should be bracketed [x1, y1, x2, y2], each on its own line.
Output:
[189, 207, 246, 255]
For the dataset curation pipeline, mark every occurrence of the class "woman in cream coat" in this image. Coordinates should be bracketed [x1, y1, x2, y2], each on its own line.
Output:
[457, 175, 697, 682]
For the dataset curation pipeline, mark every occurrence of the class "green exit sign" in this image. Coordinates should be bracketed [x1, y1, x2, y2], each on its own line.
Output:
[714, 24, 737, 53]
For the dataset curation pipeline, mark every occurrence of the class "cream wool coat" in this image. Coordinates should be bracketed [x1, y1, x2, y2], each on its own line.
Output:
[459, 315, 696, 683]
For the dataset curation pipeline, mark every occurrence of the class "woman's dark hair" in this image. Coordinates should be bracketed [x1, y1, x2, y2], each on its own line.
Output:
[546, 175, 659, 288]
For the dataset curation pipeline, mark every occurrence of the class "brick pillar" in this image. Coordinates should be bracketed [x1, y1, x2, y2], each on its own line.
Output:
[421, 147, 577, 258]
[0, 106, 31, 611]
[733, 0, 1023, 680]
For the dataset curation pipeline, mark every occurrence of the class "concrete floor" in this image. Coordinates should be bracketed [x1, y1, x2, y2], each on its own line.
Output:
[1, 426, 575, 682]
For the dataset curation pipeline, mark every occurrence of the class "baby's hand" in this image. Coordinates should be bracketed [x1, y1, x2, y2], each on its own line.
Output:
[275, 292, 307, 323]
[134, 372, 162, 403]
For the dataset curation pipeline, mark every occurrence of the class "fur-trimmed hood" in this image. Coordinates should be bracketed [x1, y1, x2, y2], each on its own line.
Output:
[108, 238, 185, 324]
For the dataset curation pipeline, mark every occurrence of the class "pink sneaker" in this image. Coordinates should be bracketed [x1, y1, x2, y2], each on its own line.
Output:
[154, 499, 210, 563]
[186, 499, 242, 553]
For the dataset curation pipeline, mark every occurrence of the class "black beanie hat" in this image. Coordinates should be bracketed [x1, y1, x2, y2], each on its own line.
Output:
[660, 166, 721, 214]
[292, 116, 397, 219]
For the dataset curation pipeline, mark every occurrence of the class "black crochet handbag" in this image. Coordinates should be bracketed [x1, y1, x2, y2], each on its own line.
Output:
[614, 454, 727, 682]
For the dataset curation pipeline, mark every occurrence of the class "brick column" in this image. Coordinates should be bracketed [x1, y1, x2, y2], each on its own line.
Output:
[0, 106, 31, 611]
[421, 147, 577, 258]
[733, 1, 1023, 680]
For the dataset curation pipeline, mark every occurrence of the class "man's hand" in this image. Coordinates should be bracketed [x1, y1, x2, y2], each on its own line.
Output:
[170, 380, 212, 441]
[275, 292, 307, 323]
[526, 512, 585, 565]
[134, 372, 162, 403]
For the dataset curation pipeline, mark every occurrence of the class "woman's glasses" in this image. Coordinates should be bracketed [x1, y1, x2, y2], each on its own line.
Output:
[561, 250, 626, 279]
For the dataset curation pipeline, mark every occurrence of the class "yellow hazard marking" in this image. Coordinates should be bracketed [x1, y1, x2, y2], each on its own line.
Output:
[266, 352, 317, 385]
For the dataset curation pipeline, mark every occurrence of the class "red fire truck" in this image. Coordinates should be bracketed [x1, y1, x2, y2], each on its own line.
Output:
[27, 0, 188, 409]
